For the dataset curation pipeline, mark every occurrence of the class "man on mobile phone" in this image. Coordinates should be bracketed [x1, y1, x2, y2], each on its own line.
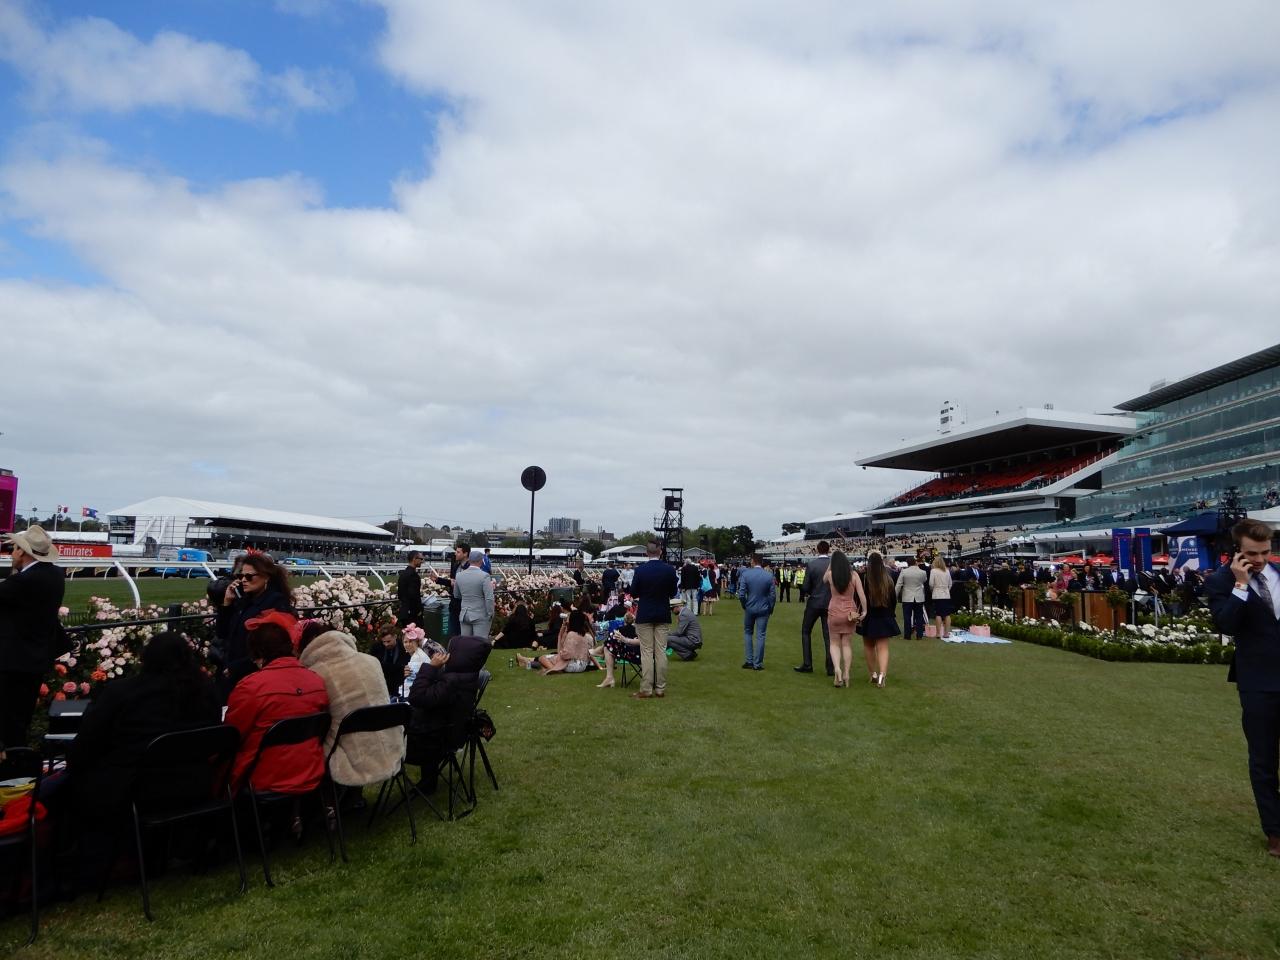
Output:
[1206, 519, 1280, 859]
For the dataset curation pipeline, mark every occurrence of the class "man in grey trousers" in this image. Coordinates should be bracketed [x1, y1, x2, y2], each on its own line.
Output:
[453, 548, 495, 638]
[796, 540, 834, 676]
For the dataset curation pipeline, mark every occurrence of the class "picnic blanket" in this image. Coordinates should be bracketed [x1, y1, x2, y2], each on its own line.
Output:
[942, 630, 1012, 645]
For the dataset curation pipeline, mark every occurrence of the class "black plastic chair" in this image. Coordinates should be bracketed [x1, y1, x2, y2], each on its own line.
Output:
[464, 670, 499, 798]
[114, 724, 246, 921]
[325, 703, 416, 860]
[241, 711, 335, 887]
[0, 748, 44, 945]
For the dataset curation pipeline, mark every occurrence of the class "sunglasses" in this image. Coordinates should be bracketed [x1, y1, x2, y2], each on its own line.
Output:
[235, 573, 261, 582]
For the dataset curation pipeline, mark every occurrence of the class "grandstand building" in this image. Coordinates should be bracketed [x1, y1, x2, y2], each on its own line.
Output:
[856, 408, 1136, 536]
[106, 496, 394, 559]
[1047, 343, 1280, 531]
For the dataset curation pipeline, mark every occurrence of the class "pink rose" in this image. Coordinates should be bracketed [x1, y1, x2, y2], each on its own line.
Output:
[61, 681, 77, 694]
[79, 682, 91, 695]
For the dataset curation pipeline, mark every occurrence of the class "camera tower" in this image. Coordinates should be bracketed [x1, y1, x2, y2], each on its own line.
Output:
[653, 488, 684, 565]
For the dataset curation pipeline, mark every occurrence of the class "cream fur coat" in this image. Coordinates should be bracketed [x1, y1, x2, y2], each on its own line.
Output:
[299, 629, 406, 786]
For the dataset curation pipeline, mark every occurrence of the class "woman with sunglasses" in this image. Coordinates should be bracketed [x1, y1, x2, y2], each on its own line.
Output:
[214, 552, 296, 695]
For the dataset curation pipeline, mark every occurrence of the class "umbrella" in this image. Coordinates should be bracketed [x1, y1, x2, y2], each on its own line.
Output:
[1152, 553, 1171, 565]
[1055, 555, 1084, 565]
[1090, 554, 1113, 565]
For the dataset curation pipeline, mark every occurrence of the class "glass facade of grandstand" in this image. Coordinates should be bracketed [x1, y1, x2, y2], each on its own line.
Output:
[1075, 363, 1280, 524]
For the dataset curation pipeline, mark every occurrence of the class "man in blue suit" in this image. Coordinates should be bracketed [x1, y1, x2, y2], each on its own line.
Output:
[1206, 519, 1280, 858]
[737, 554, 776, 671]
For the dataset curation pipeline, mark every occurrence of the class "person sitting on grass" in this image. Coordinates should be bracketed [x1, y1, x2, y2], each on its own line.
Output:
[536, 602, 565, 650]
[517, 609, 594, 675]
[493, 602, 538, 649]
[590, 612, 639, 688]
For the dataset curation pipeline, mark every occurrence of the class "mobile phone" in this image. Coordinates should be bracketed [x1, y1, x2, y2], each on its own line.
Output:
[424, 639, 446, 658]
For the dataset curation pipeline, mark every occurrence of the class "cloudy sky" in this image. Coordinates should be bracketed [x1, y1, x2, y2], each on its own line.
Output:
[1, 0, 1277, 537]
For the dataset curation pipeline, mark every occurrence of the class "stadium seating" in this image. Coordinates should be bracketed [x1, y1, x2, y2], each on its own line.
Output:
[881, 450, 1107, 508]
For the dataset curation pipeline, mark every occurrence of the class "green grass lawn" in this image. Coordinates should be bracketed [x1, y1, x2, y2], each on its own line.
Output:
[5, 597, 1277, 959]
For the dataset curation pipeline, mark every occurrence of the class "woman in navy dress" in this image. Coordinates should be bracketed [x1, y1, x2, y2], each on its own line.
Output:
[856, 551, 900, 688]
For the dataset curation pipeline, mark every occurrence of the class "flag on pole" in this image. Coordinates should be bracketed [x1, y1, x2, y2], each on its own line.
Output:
[81, 507, 98, 519]
[57, 504, 69, 514]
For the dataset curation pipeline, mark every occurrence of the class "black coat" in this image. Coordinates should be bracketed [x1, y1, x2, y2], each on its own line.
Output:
[370, 639, 409, 696]
[214, 586, 295, 672]
[69, 671, 221, 812]
[396, 565, 424, 626]
[0, 560, 66, 675]
[1206, 564, 1280, 691]
[406, 635, 491, 765]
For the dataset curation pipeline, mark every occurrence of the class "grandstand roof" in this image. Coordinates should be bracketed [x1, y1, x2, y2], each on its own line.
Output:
[107, 496, 392, 538]
[1116, 342, 1280, 411]
[856, 408, 1135, 472]
[805, 511, 869, 524]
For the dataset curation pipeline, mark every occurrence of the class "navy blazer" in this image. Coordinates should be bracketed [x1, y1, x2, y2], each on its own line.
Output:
[1205, 563, 1280, 691]
[0, 560, 66, 675]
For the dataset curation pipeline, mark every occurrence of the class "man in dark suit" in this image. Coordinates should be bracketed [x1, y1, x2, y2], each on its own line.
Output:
[433, 542, 469, 636]
[1206, 519, 1280, 858]
[397, 550, 425, 628]
[0, 525, 67, 752]
[796, 541, 834, 675]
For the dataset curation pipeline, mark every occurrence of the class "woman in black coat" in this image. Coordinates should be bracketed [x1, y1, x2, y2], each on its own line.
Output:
[66, 632, 221, 883]
[214, 553, 295, 694]
[406, 634, 491, 791]
[493, 603, 538, 649]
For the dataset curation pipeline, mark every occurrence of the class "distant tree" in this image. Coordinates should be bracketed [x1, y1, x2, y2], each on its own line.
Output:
[730, 525, 756, 556]
[617, 530, 653, 546]
[500, 537, 527, 548]
[781, 522, 805, 535]
[581, 538, 606, 558]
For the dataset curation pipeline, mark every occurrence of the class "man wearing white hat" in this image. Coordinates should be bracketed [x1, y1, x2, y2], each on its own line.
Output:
[0, 524, 66, 753]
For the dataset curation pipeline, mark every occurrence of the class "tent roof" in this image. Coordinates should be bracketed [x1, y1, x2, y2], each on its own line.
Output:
[1160, 511, 1220, 536]
[106, 496, 392, 538]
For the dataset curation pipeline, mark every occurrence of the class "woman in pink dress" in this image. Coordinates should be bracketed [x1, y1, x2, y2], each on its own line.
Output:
[823, 550, 866, 687]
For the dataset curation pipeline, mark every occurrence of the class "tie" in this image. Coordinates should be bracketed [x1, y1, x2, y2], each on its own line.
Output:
[1254, 572, 1277, 619]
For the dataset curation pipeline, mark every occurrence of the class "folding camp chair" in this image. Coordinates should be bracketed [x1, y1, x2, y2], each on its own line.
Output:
[0, 748, 44, 944]
[463, 670, 498, 797]
[241, 711, 335, 887]
[326, 703, 416, 860]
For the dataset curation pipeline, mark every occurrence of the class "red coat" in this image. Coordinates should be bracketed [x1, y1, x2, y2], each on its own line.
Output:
[225, 657, 330, 794]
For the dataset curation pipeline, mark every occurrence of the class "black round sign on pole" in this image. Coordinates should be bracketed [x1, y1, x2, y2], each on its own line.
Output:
[521, 466, 546, 572]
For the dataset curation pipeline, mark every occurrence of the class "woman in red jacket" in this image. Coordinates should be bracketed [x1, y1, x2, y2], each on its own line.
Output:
[225, 613, 329, 794]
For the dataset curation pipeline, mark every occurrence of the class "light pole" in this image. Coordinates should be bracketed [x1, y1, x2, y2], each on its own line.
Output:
[520, 466, 546, 574]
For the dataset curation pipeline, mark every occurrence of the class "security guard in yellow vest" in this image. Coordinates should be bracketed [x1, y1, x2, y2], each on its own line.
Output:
[794, 563, 806, 602]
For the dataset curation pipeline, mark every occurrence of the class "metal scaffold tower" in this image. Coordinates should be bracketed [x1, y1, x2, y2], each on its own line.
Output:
[653, 487, 684, 565]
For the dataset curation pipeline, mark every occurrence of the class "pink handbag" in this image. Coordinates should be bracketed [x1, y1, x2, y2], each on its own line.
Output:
[924, 625, 938, 638]
[969, 625, 992, 637]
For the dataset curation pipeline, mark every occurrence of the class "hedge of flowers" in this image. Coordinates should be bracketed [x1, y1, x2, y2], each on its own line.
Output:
[43, 576, 399, 708]
[952, 607, 1232, 664]
[45, 570, 594, 707]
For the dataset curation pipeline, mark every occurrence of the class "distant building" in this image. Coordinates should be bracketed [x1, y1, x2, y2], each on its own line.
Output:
[547, 517, 581, 536]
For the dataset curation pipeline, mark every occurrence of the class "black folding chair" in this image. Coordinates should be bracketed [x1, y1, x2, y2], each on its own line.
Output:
[0, 748, 44, 945]
[43, 699, 89, 760]
[108, 724, 246, 921]
[325, 703, 416, 861]
[464, 670, 499, 798]
[242, 711, 335, 887]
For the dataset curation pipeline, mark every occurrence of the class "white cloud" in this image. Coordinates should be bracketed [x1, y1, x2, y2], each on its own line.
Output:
[0, 3, 347, 118]
[2, 2, 1279, 534]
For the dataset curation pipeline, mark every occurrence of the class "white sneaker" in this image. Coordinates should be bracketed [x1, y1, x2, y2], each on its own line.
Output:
[869, 672, 879, 685]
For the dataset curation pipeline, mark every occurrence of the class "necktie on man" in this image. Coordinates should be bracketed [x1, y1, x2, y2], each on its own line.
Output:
[1253, 571, 1277, 620]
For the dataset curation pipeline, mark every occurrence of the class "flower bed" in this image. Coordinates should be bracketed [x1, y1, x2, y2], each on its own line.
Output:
[45, 570, 595, 708]
[953, 608, 1232, 664]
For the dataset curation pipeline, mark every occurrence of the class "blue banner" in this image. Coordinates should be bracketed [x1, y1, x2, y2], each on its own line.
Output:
[1134, 527, 1153, 573]
[1112, 529, 1132, 574]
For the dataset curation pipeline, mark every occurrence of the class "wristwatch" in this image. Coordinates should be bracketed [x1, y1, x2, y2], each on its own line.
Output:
[1235, 582, 1250, 591]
